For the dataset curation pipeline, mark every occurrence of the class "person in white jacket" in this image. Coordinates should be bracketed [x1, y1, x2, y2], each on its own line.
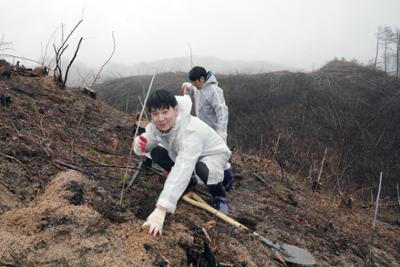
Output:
[182, 66, 228, 140]
[182, 66, 233, 191]
[134, 89, 231, 237]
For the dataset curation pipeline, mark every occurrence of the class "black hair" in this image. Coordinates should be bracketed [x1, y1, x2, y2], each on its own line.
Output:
[189, 66, 207, 81]
[146, 89, 177, 112]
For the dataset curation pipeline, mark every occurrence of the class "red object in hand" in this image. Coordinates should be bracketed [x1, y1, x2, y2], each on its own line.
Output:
[139, 135, 147, 152]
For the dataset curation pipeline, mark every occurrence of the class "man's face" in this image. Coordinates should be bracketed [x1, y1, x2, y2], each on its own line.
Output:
[150, 106, 178, 132]
[193, 77, 205, 89]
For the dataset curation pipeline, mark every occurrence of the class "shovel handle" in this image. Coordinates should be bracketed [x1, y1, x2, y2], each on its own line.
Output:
[182, 193, 249, 231]
[183, 193, 278, 248]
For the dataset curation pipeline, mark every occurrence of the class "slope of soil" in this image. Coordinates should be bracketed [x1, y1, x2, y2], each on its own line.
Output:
[0, 60, 399, 266]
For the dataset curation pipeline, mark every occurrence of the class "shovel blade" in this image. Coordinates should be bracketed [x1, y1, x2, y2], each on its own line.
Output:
[278, 243, 316, 265]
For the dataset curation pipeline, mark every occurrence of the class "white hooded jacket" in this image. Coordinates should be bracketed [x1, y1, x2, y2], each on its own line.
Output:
[134, 95, 231, 213]
[188, 72, 229, 135]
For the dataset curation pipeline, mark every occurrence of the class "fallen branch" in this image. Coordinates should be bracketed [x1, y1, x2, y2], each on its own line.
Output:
[80, 163, 139, 170]
[0, 152, 30, 174]
[10, 86, 33, 96]
[252, 172, 268, 185]
[0, 53, 41, 64]
[201, 227, 212, 244]
[160, 254, 173, 267]
[0, 180, 15, 194]
[51, 160, 115, 180]
[53, 159, 88, 174]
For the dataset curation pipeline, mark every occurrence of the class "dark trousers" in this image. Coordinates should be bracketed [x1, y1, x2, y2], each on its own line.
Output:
[150, 146, 226, 199]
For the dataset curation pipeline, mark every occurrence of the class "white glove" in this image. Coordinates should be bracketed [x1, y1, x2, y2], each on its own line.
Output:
[142, 207, 166, 237]
[218, 131, 228, 142]
[181, 82, 192, 95]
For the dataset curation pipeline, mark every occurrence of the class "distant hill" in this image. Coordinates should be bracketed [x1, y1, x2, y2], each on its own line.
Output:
[122, 56, 287, 75]
[66, 56, 286, 86]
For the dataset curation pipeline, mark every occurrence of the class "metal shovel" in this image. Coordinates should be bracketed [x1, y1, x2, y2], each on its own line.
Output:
[182, 192, 316, 265]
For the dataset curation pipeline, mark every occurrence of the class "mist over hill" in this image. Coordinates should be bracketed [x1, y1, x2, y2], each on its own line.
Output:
[66, 56, 286, 86]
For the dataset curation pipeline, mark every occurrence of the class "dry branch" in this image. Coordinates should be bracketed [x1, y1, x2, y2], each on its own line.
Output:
[53, 159, 88, 174]
[62, 37, 83, 88]
[91, 31, 116, 88]
[0, 53, 41, 64]
[266, 146, 285, 180]
[0, 152, 30, 174]
[316, 148, 327, 184]
[52, 19, 83, 86]
[372, 172, 383, 230]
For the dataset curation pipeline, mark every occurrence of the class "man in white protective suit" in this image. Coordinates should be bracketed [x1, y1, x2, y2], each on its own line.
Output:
[134, 89, 231, 237]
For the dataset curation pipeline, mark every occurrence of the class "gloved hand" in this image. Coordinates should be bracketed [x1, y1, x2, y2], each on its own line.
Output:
[138, 135, 147, 152]
[217, 131, 228, 142]
[134, 134, 147, 153]
[142, 207, 166, 237]
[181, 82, 192, 95]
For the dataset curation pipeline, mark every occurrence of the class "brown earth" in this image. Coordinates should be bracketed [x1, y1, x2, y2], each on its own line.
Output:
[0, 60, 399, 266]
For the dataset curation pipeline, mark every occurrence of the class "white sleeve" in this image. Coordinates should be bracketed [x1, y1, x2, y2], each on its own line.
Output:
[209, 88, 229, 133]
[156, 133, 202, 213]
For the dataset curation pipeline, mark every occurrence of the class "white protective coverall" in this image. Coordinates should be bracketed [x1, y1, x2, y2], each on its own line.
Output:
[134, 95, 231, 213]
[187, 72, 229, 139]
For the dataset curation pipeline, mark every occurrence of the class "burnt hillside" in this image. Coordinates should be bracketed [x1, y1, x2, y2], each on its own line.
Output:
[0, 59, 399, 266]
[97, 60, 400, 200]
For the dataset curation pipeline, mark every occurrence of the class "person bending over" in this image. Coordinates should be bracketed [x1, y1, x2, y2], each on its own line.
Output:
[134, 89, 231, 237]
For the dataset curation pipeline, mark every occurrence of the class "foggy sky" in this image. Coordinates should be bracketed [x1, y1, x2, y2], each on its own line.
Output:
[1, 0, 400, 71]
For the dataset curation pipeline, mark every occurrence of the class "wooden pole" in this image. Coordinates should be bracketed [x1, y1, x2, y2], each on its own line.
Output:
[372, 172, 383, 230]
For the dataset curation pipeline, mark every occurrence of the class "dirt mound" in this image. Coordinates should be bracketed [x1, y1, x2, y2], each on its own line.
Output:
[0, 170, 141, 266]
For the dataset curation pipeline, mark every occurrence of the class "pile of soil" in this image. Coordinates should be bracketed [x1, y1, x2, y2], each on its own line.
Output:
[0, 59, 399, 266]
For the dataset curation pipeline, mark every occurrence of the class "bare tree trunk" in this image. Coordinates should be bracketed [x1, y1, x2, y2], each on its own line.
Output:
[397, 31, 400, 78]
[384, 42, 388, 75]
[374, 30, 380, 69]
[62, 37, 83, 88]
[381, 26, 394, 76]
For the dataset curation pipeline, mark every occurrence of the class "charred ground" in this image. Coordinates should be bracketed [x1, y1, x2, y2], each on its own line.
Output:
[0, 59, 399, 266]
